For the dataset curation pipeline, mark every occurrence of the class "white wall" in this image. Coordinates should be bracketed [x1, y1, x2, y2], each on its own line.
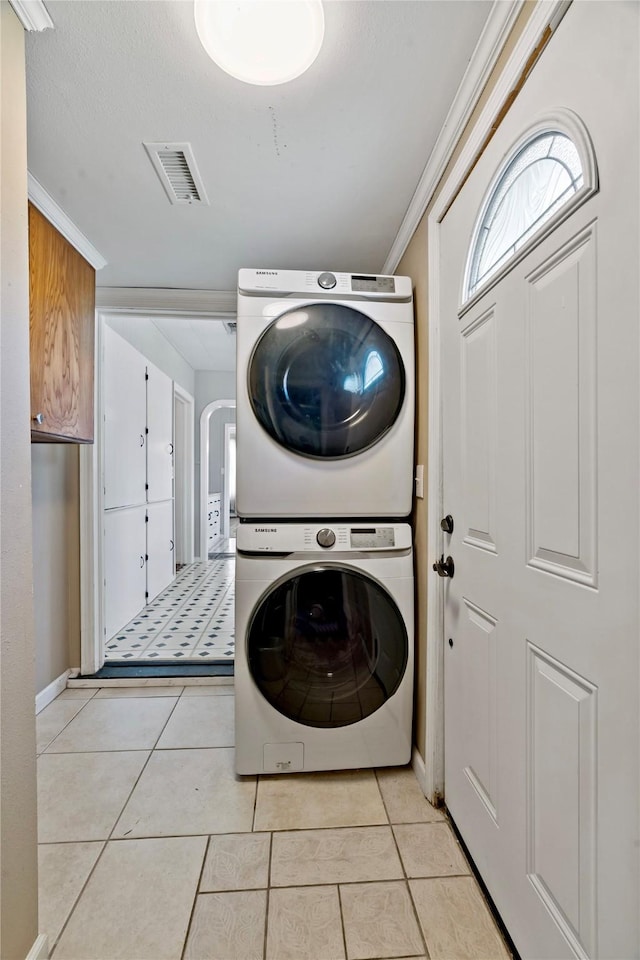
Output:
[194, 371, 235, 555]
[106, 316, 195, 395]
[0, 4, 39, 955]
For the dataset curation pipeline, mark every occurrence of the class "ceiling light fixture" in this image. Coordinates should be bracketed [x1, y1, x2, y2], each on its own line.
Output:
[194, 0, 324, 86]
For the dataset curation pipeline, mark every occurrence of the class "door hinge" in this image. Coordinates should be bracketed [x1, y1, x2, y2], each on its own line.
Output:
[145, 427, 149, 434]
[145, 513, 149, 523]
[145, 591, 149, 598]
[145, 483, 149, 490]
[145, 554, 148, 561]
[145, 372, 149, 381]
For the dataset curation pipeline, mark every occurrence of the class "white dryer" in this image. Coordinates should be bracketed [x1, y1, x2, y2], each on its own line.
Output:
[236, 268, 414, 519]
[234, 521, 413, 775]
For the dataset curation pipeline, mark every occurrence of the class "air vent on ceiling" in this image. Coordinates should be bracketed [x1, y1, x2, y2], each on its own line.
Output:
[223, 320, 237, 335]
[143, 142, 210, 205]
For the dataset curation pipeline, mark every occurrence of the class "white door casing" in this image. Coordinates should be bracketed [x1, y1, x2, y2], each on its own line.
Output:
[173, 384, 195, 566]
[223, 421, 236, 539]
[199, 399, 235, 559]
[440, 3, 639, 958]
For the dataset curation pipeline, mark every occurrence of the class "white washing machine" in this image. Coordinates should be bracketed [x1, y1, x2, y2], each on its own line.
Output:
[234, 521, 413, 775]
[236, 268, 414, 519]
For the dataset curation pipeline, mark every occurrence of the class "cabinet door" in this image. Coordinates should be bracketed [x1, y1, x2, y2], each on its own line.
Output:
[29, 204, 95, 442]
[104, 505, 147, 639]
[146, 500, 174, 603]
[146, 362, 173, 502]
[104, 326, 147, 509]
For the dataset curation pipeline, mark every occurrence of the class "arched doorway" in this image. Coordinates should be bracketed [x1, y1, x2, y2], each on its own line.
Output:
[199, 399, 235, 558]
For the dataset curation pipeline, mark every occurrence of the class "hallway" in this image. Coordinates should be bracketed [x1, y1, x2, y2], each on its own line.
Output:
[105, 539, 236, 663]
[36, 683, 511, 959]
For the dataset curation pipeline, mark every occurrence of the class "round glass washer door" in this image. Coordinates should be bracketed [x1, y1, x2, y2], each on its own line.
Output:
[247, 565, 408, 728]
[248, 303, 405, 459]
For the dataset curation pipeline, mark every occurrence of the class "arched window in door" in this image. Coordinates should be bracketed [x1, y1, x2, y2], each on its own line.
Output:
[464, 111, 598, 306]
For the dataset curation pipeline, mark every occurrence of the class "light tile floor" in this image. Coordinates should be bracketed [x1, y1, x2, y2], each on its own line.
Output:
[105, 540, 236, 663]
[37, 685, 512, 960]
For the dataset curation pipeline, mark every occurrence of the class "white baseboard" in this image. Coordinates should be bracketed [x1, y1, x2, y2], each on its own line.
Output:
[35, 670, 75, 714]
[411, 746, 428, 797]
[25, 934, 49, 960]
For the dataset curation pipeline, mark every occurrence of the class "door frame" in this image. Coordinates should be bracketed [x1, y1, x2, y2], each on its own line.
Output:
[199, 399, 235, 557]
[79, 294, 235, 675]
[173, 383, 195, 566]
[223, 421, 236, 539]
[404, 0, 571, 803]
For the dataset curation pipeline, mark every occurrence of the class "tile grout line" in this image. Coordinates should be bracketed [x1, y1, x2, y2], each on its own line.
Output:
[37, 696, 93, 753]
[43, 838, 108, 956]
[391, 837, 432, 959]
[336, 883, 349, 960]
[263, 831, 274, 960]
[180, 834, 211, 960]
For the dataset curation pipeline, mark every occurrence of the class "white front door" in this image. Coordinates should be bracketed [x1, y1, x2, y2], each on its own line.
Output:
[441, 3, 639, 957]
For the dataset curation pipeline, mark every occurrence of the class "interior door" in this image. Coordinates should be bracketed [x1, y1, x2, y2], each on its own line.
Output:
[440, 3, 639, 958]
[146, 361, 174, 503]
[103, 326, 147, 509]
[146, 500, 174, 604]
[104, 504, 147, 640]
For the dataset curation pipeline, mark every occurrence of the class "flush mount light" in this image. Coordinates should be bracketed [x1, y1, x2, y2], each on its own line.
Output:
[194, 0, 324, 86]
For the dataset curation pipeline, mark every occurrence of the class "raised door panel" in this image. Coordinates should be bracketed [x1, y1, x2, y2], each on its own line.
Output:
[146, 362, 174, 503]
[103, 326, 147, 509]
[146, 500, 174, 603]
[104, 505, 146, 640]
[29, 203, 95, 442]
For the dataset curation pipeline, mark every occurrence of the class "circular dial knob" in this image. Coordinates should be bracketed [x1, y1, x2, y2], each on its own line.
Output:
[317, 272, 337, 290]
[316, 528, 336, 548]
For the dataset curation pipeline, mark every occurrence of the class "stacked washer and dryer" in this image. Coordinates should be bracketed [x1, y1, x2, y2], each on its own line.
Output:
[234, 268, 415, 775]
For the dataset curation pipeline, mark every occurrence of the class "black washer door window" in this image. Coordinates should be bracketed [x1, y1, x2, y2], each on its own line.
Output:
[249, 304, 405, 459]
[247, 566, 408, 728]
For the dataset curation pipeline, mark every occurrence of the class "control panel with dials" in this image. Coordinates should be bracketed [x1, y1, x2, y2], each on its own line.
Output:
[237, 522, 410, 553]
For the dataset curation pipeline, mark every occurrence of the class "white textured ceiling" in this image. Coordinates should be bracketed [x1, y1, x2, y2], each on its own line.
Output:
[25, 0, 493, 295]
[152, 316, 236, 371]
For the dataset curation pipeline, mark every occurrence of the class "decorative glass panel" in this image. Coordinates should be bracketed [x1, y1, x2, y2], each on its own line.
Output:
[467, 132, 584, 298]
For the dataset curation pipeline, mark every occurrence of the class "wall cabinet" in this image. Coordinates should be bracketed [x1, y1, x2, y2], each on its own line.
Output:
[104, 505, 147, 641]
[104, 327, 147, 509]
[146, 500, 174, 601]
[103, 326, 175, 638]
[104, 501, 174, 640]
[29, 203, 95, 443]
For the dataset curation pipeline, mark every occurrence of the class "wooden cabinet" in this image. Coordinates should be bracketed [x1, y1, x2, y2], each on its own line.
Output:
[29, 203, 95, 442]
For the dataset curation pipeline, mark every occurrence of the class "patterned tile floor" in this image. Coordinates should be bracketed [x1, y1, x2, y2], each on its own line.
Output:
[105, 540, 235, 662]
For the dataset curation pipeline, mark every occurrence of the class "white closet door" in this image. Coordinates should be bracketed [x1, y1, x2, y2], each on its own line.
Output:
[146, 362, 174, 503]
[104, 326, 147, 509]
[104, 504, 147, 639]
[146, 500, 174, 603]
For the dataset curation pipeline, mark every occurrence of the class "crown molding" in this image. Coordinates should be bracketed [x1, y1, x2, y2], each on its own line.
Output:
[95, 287, 237, 318]
[383, 0, 530, 272]
[9, 0, 53, 31]
[28, 173, 107, 269]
